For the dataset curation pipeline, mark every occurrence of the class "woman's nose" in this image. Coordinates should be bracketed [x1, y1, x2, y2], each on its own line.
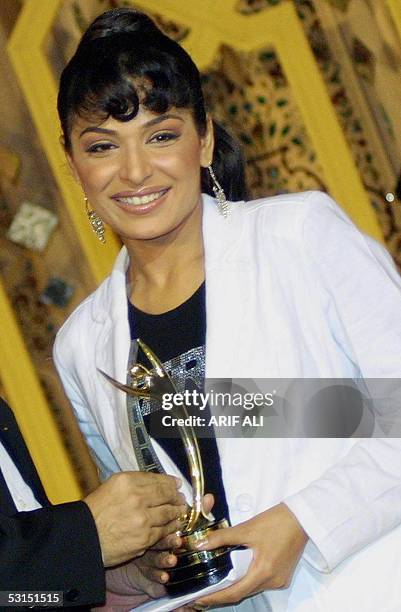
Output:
[119, 147, 152, 185]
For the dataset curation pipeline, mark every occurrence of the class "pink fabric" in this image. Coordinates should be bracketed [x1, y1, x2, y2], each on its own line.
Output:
[92, 589, 150, 611]
[92, 562, 160, 611]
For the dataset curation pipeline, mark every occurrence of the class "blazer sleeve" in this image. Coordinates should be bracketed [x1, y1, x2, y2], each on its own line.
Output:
[283, 192, 401, 572]
[0, 500, 105, 606]
[53, 337, 121, 481]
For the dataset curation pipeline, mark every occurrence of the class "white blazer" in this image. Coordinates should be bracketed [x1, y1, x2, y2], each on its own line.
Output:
[54, 191, 401, 612]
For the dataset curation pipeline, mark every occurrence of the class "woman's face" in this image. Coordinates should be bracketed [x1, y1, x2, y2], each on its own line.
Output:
[67, 106, 213, 243]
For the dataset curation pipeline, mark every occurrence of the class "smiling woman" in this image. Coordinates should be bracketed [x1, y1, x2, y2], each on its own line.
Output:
[57, 7, 246, 312]
[53, 6, 401, 612]
[67, 107, 213, 248]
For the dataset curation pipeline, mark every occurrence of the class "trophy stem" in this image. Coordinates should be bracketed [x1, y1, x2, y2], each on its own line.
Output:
[174, 419, 206, 531]
[137, 339, 209, 530]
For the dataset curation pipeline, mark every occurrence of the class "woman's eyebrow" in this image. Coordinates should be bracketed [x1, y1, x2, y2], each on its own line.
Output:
[79, 126, 117, 138]
[79, 114, 184, 138]
[144, 113, 184, 127]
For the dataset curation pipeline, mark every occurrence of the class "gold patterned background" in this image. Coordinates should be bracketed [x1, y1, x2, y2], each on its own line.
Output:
[49, 0, 401, 257]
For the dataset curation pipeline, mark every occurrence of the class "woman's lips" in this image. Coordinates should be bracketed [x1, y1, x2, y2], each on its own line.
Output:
[112, 188, 170, 212]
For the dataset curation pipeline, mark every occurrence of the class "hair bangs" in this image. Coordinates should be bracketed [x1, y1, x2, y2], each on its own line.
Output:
[65, 45, 197, 138]
[58, 15, 207, 149]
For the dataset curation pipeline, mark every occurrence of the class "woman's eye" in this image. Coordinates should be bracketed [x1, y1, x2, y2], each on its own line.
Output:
[86, 142, 116, 153]
[149, 132, 178, 144]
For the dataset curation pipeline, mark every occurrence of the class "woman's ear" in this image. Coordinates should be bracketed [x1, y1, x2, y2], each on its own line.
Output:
[200, 115, 215, 168]
[59, 135, 82, 185]
[65, 151, 82, 186]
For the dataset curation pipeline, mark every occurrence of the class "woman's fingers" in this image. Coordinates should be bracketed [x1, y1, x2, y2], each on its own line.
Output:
[196, 504, 308, 607]
[202, 493, 215, 515]
[195, 523, 246, 551]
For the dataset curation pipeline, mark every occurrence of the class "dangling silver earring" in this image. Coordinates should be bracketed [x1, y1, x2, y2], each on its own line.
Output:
[85, 197, 106, 244]
[208, 165, 230, 218]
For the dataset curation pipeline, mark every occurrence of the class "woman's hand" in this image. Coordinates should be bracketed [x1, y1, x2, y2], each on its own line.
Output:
[194, 503, 308, 607]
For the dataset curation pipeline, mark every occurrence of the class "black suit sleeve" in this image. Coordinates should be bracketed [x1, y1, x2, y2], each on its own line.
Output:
[0, 499, 105, 607]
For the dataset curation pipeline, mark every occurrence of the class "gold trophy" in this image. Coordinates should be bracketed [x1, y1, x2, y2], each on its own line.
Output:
[100, 339, 233, 596]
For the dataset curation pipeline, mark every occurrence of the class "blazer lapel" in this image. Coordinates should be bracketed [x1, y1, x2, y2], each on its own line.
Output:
[92, 253, 140, 470]
[0, 398, 48, 509]
[0, 455, 17, 514]
[203, 196, 250, 378]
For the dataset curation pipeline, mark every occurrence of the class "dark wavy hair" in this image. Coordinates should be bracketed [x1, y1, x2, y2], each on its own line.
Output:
[57, 7, 247, 201]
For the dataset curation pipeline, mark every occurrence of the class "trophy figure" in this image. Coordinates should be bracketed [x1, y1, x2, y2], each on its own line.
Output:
[100, 339, 233, 596]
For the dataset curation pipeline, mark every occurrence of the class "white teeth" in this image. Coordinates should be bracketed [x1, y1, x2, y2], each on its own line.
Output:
[117, 190, 166, 206]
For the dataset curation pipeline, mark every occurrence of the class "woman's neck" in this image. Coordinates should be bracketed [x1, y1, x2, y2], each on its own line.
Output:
[125, 204, 205, 314]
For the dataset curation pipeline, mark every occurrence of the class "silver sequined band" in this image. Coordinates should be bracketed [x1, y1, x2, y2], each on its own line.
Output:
[126, 341, 205, 473]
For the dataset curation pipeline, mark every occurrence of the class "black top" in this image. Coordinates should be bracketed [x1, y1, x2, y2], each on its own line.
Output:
[128, 282, 229, 521]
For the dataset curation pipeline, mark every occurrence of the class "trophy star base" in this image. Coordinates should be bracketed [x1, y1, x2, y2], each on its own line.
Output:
[166, 519, 233, 597]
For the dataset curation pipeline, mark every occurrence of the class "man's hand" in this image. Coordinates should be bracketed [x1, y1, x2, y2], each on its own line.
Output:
[84, 471, 186, 566]
[194, 503, 308, 607]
